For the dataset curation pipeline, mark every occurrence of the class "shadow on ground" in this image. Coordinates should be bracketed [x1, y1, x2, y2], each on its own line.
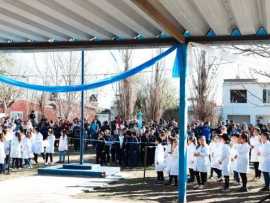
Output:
[74, 174, 270, 203]
[75, 177, 178, 203]
[186, 180, 270, 203]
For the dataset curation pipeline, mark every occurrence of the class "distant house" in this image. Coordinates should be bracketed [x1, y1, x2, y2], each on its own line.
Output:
[223, 78, 270, 125]
[2, 99, 96, 122]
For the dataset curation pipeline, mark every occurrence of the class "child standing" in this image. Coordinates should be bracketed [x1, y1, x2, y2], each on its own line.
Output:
[235, 132, 250, 192]
[250, 127, 261, 179]
[194, 136, 210, 189]
[10, 131, 23, 169]
[0, 133, 5, 174]
[231, 133, 240, 184]
[58, 129, 68, 163]
[32, 128, 44, 164]
[154, 136, 165, 183]
[46, 128, 55, 165]
[209, 135, 222, 181]
[22, 131, 34, 168]
[168, 136, 179, 186]
[258, 132, 270, 192]
[3, 128, 11, 173]
[187, 136, 197, 183]
[219, 134, 231, 192]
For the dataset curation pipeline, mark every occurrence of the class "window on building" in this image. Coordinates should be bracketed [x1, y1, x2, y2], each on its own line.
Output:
[230, 90, 247, 103]
[263, 89, 270, 103]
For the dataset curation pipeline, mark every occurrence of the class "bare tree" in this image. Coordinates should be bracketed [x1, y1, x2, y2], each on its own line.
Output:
[0, 54, 21, 113]
[134, 49, 178, 121]
[32, 52, 81, 119]
[232, 44, 270, 58]
[231, 44, 270, 78]
[189, 48, 220, 123]
[111, 49, 136, 120]
[48, 52, 81, 119]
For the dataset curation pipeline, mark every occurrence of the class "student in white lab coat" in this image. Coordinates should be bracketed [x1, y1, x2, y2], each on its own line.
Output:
[219, 134, 231, 192]
[3, 128, 11, 171]
[235, 132, 250, 192]
[22, 130, 34, 168]
[209, 135, 222, 181]
[194, 136, 210, 189]
[10, 130, 23, 169]
[46, 128, 55, 165]
[250, 127, 261, 179]
[230, 133, 240, 184]
[154, 136, 165, 182]
[187, 135, 197, 183]
[32, 128, 44, 164]
[258, 132, 270, 192]
[58, 129, 68, 163]
[166, 136, 179, 186]
[0, 133, 5, 174]
[164, 137, 172, 178]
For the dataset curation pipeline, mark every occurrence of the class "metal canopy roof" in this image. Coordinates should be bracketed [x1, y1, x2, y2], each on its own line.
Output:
[0, 0, 269, 50]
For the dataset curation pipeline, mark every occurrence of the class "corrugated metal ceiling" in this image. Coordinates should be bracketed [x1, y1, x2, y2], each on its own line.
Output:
[0, 0, 267, 44]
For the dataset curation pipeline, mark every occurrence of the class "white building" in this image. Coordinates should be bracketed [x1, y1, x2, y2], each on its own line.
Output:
[223, 78, 270, 125]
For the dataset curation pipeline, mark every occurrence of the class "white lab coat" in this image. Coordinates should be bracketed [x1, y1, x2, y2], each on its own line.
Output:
[0, 142, 5, 164]
[58, 135, 68, 151]
[167, 145, 179, 176]
[32, 132, 43, 154]
[258, 141, 270, 172]
[4, 138, 11, 156]
[22, 137, 34, 159]
[164, 144, 171, 174]
[250, 136, 260, 162]
[155, 144, 165, 172]
[4, 131, 12, 156]
[10, 136, 22, 158]
[46, 134, 56, 154]
[230, 143, 238, 171]
[42, 140, 49, 153]
[219, 143, 231, 176]
[209, 142, 222, 170]
[236, 143, 250, 173]
[187, 143, 196, 170]
[195, 145, 210, 173]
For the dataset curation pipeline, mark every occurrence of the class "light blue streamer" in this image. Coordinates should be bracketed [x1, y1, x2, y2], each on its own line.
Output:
[172, 44, 187, 77]
[0, 45, 178, 93]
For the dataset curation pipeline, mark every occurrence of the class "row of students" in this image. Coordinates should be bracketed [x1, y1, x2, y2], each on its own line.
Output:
[0, 127, 68, 173]
[187, 131, 270, 192]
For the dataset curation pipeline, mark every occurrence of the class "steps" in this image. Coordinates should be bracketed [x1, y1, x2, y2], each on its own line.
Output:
[38, 163, 120, 178]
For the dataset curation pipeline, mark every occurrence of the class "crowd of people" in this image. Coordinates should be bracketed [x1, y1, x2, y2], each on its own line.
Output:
[0, 121, 69, 172]
[0, 111, 179, 175]
[1, 111, 270, 194]
[183, 120, 270, 192]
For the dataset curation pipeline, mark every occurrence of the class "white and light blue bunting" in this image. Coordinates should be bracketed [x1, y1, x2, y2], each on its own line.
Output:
[0, 44, 186, 93]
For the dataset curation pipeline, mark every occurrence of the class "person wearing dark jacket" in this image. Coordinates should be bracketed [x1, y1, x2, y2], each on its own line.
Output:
[96, 132, 106, 165]
[128, 131, 139, 167]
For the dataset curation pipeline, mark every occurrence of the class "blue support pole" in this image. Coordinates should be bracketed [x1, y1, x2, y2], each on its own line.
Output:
[178, 44, 188, 202]
[80, 50, 85, 165]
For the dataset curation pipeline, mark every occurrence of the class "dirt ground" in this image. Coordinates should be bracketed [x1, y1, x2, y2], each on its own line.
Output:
[1, 152, 270, 203]
[75, 168, 270, 203]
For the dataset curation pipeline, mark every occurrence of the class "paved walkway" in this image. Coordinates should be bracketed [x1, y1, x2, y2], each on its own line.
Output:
[0, 175, 123, 203]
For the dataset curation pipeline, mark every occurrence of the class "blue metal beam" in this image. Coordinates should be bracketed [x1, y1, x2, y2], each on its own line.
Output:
[80, 50, 85, 165]
[177, 44, 188, 203]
